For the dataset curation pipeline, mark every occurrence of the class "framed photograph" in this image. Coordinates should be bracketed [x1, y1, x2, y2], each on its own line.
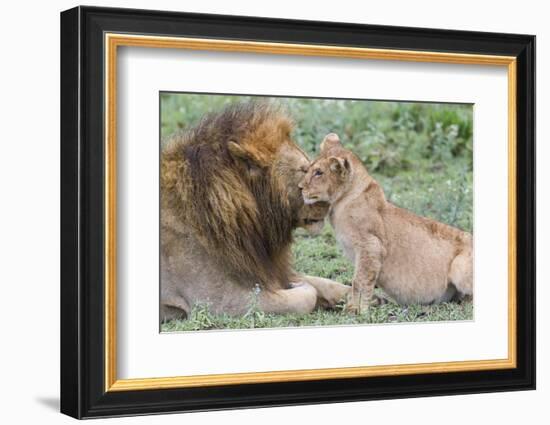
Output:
[60, 6, 535, 419]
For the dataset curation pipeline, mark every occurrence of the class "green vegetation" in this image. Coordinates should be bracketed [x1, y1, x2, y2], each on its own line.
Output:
[160, 93, 473, 332]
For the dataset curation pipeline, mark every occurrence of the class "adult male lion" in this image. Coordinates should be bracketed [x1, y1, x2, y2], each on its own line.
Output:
[160, 101, 349, 322]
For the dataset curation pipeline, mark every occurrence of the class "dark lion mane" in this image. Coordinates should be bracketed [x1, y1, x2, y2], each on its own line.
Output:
[161, 100, 299, 291]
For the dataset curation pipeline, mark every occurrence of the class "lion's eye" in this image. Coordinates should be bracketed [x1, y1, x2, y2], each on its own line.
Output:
[314, 170, 323, 177]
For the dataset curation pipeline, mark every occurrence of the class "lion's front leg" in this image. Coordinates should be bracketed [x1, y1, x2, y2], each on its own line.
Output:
[257, 277, 349, 315]
[258, 282, 318, 315]
[302, 275, 350, 309]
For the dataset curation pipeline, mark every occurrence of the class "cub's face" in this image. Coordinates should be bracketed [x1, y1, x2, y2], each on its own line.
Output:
[273, 141, 330, 234]
[299, 156, 350, 205]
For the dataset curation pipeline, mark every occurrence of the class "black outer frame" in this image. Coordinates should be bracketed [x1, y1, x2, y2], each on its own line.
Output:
[60, 5, 536, 419]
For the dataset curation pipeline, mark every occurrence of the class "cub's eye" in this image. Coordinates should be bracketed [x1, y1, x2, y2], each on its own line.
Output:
[313, 170, 323, 177]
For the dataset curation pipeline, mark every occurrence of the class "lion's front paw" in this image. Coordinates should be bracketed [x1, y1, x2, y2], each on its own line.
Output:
[324, 289, 351, 308]
[303, 276, 350, 310]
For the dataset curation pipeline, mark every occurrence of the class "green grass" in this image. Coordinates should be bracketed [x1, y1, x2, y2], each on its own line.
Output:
[160, 94, 474, 332]
[162, 299, 473, 332]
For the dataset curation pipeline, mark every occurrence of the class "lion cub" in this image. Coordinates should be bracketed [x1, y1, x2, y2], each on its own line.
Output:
[299, 133, 473, 311]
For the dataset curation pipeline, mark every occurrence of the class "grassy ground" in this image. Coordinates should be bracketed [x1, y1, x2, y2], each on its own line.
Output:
[160, 94, 474, 332]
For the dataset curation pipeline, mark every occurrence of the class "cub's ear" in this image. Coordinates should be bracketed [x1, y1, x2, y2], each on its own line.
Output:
[320, 133, 342, 153]
[328, 156, 350, 177]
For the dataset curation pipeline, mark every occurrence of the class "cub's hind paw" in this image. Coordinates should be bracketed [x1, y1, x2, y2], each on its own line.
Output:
[373, 295, 388, 306]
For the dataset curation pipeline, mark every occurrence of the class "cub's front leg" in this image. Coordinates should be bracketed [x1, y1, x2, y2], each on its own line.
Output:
[347, 235, 384, 314]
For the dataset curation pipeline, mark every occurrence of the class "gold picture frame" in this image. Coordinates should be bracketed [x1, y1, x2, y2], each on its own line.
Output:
[104, 34, 517, 392]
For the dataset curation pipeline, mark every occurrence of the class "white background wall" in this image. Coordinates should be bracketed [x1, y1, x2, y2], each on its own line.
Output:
[0, 0, 545, 423]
